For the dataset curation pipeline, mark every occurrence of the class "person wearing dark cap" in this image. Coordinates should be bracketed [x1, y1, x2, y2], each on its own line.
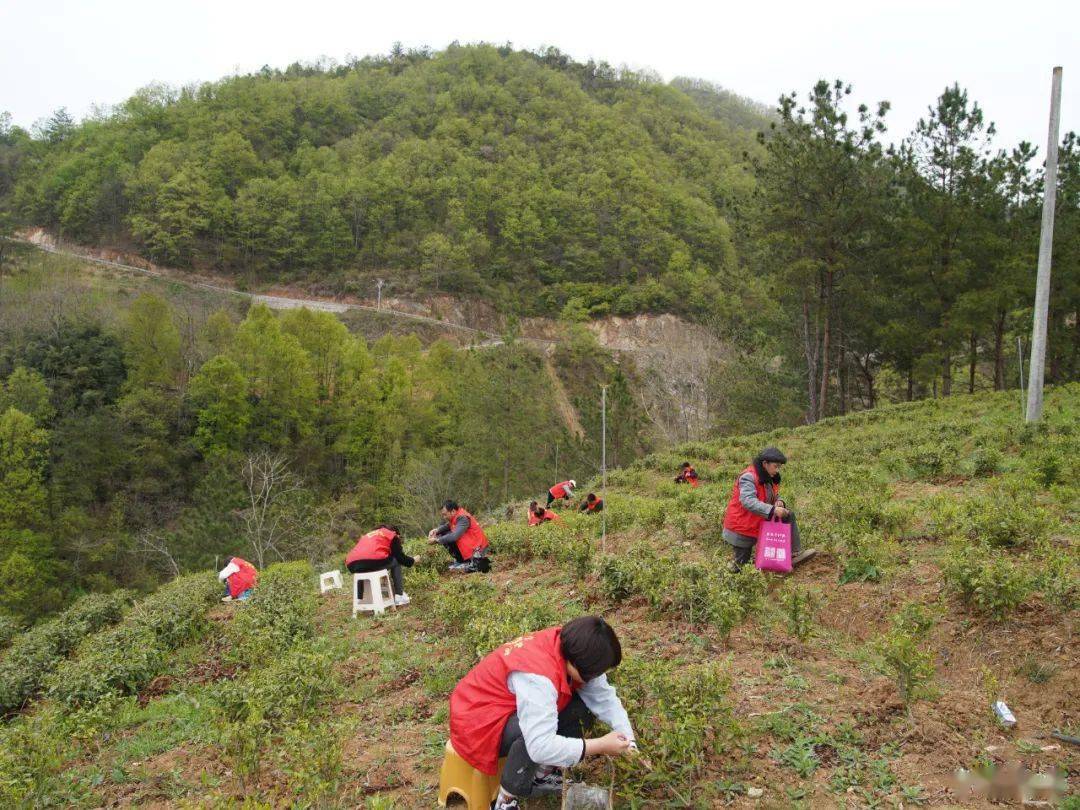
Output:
[448, 616, 637, 810]
[722, 447, 816, 570]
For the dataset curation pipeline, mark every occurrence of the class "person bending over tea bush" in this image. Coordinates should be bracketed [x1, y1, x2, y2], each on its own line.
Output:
[722, 447, 816, 570]
[547, 479, 577, 506]
[579, 493, 604, 513]
[674, 462, 700, 487]
[217, 556, 258, 602]
[449, 615, 637, 810]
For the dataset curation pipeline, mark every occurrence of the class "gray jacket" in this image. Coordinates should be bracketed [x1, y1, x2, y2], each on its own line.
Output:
[722, 471, 778, 548]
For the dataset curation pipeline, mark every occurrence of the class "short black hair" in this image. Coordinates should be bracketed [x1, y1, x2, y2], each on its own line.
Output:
[561, 615, 622, 681]
[586, 493, 597, 502]
[442, 500, 458, 512]
[682, 461, 692, 468]
[536, 507, 547, 517]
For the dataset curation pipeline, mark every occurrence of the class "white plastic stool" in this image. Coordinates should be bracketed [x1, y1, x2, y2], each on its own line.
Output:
[352, 571, 396, 616]
[319, 570, 343, 594]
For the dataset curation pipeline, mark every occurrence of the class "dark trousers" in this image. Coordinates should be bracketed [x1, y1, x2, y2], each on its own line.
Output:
[441, 542, 465, 563]
[347, 557, 404, 596]
[546, 492, 556, 507]
[499, 695, 593, 798]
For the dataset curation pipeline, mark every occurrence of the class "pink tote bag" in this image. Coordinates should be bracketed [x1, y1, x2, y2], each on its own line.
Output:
[754, 517, 793, 573]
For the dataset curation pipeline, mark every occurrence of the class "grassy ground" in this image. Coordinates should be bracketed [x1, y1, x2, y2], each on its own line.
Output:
[0, 385, 1076, 808]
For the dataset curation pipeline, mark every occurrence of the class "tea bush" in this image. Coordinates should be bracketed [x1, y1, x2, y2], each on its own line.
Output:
[837, 532, 889, 584]
[427, 576, 568, 660]
[612, 657, 740, 804]
[46, 574, 218, 707]
[0, 616, 19, 650]
[779, 586, 820, 642]
[942, 545, 1035, 620]
[960, 482, 1049, 548]
[0, 590, 132, 714]
[214, 643, 341, 784]
[873, 604, 936, 705]
[225, 561, 318, 664]
[596, 545, 764, 640]
[487, 517, 594, 577]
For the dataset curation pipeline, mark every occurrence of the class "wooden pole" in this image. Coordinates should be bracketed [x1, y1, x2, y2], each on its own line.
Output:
[601, 385, 607, 554]
[1026, 66, 1063, 422]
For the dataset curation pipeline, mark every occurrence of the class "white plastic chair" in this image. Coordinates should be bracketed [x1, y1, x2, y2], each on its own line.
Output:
[352, 570, 396, 616]
[319, 569, 343, 594]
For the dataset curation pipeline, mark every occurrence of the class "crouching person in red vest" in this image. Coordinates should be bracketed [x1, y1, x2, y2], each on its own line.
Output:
[346, 525, 414, 607]
[449, 616, 637, 810]
[722, 447, 816, 570]
[578, 493, 604, 513]
[529, 504, 560, 526]
[546, 479, 576, 507]
[674, 462, 699, 487]
[429, 500, 491, 573]
[217, 556, 258, 602]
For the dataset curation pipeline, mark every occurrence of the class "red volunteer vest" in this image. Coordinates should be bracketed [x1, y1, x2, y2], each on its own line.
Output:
[584, 499, 602, 512]
[449, 627, 577, 774]
[723, 465, 777, 537]
[345, 528, 396, 565]
[548, 481, 573, 499]
[228, 557, 258, 598]
[451, 508, 488, 560]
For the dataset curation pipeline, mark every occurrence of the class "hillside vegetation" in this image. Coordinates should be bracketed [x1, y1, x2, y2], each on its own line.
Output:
[3, 44, 763, 320]
[1, 385, 1075, 807]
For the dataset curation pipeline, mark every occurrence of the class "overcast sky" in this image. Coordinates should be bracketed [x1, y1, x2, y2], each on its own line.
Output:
[1, 0, 1076, 152]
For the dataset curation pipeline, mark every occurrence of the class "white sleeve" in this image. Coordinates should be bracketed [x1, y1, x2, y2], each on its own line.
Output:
[577, 673, 635, 741]
[217, 562, 239, 581]
[507, 672, 586, 768]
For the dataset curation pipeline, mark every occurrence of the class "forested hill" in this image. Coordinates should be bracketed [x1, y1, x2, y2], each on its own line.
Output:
[2, 44, 767, 318]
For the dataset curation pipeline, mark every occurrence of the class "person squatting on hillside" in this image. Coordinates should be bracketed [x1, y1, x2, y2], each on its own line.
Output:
[722, 447, 816, 570]
[429, 500, 491, 573]
[674, 462, 699, 487]
[529, 503, 560, 525]
[217, 556, 258, 602]
[346, 525, 414, 607]
[579, 493, 604, 513]
[449, 616, 637, 810]
[546, 479, 576, 507]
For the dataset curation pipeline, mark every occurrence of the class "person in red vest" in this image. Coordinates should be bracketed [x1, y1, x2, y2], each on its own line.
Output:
[546, 479, 576, 507]
[449, 616, 637, 810]
[428, 500, 491, 573]
[217, 556, 258, 602]
[530, 506, 560, 525]
[722, 447, 815, 570]
[674, 462, 700, 487]
[578, 493, 604, 513]
[345, 525, 415, 607]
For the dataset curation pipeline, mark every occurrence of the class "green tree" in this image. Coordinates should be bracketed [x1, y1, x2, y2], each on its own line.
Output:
[901, 84, 995, 396]
[1, 366, 54, 424]
[754, 79, 890, 420]
[0, 407, 49, 529]
[122, 294, 183, 389]
[227, 305, 317, 444]
[188, 355, 253, 456]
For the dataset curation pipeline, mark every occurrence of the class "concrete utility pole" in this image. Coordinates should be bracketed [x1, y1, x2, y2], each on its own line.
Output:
[376, 278, 385, 310]
[1026, 66, 1063, 423]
